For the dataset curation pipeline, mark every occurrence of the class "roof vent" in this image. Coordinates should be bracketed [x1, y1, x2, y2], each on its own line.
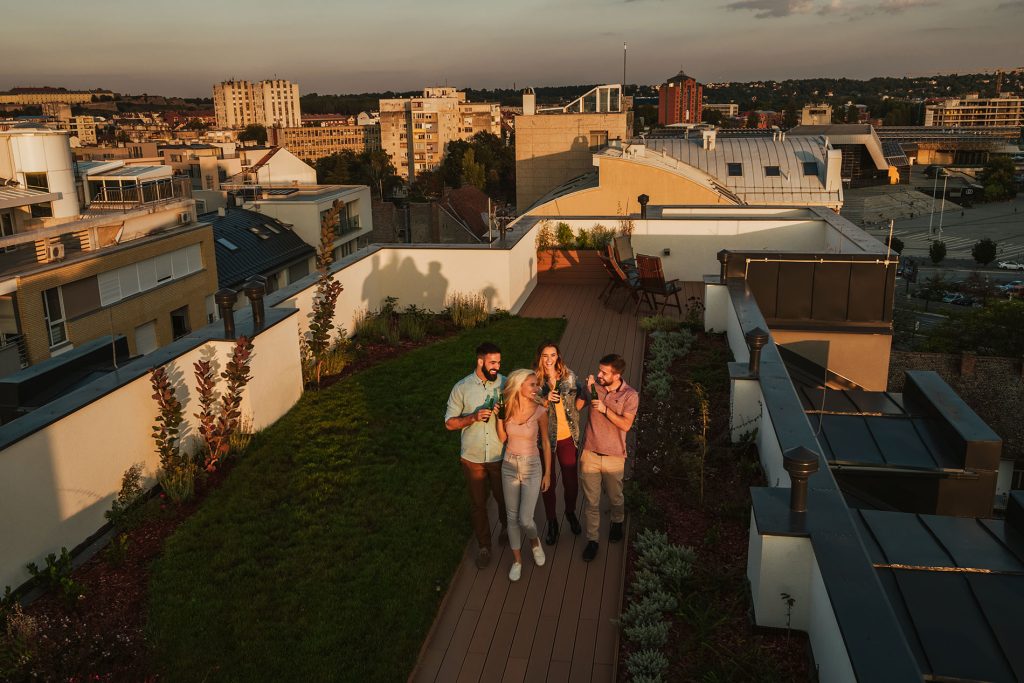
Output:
[701, 129, 716, 150]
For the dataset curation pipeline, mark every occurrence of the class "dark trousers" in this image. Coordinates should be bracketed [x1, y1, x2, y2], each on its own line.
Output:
[541, 437, 580, 522]
[461, 459, 507, 549]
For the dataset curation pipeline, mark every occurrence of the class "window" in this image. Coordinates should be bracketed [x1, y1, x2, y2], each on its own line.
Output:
[1, 212, 14, 252]
[803, 161, 819, 176]
[727, 163, 743, 177]
[764, 165, 781, 177]
[24, 173, 48, 192]
[42, 287, 67, 348]
[170, 306, 191, 340]
[588, 130, 608, 152]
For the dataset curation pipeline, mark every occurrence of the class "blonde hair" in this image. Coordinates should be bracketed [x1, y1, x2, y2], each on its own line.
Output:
[503, 369, 535, 422]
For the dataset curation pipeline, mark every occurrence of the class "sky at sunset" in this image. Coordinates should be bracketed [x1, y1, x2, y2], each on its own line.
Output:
[1, 0, 1021, 96]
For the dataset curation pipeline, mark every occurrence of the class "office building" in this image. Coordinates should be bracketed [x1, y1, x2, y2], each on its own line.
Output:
[514, 84, 630, 212]
[657, 70, 702, 126]
[0, 88, 115, 106]
[213, 79, 301, 129]
[924, 92, 1024, 127]
[379, 87, 500, 181]
[267, 117, 381, 163]
[703, 103, 739, 118]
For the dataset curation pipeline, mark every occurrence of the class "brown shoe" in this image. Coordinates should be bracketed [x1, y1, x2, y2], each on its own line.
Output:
[498, 528, 509, 546]
[476, 546, 492, 569]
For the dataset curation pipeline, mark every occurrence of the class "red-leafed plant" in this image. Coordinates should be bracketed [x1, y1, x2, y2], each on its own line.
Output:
[305, 199, 345, 387]
[150, 366, 194, 501]
[194, 337, 255, 472]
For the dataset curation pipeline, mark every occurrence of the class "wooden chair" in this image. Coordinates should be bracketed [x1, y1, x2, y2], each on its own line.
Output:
[613, 235, 636, 269]
[606, 242, 638, 280]
[636, 254, 682, 315]
[608, 252, 651, 313]
[596, 253, 619, 302]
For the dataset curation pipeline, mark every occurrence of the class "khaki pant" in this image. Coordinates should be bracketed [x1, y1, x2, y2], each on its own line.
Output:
[579, 449, 625, 542]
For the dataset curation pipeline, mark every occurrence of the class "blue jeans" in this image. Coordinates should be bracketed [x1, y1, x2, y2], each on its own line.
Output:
[502, 454, 542, 550]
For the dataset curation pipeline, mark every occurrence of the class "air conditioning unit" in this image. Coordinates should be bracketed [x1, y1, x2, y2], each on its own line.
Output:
[49, 243, 65, 261]
[179, 211, 191, 225]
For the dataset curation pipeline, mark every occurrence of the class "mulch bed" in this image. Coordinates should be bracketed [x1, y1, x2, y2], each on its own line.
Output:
[6, 327, 463, 681]
[619, 330, 811, 682]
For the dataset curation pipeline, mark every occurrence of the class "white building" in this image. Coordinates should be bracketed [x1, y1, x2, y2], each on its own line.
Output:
[213, 79, 302, 130]
[924, 93, 1024, 128]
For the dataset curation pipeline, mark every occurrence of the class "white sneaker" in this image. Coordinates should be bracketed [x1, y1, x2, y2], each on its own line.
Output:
[532, 543, 546, 567]
[509, 562, 522, 582]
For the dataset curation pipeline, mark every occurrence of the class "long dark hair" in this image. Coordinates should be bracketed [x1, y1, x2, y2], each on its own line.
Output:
[534, 340, 567, 384]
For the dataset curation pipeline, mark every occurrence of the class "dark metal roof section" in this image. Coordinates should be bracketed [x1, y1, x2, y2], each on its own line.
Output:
[204, 208, 314, 290]
[852, 495, 1024, 683]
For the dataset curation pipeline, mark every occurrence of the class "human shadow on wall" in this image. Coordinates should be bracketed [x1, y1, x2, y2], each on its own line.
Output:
[361, 252, 449, 313]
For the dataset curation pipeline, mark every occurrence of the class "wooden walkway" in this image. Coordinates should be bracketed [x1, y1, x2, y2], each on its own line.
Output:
[410, 282, 702, 683]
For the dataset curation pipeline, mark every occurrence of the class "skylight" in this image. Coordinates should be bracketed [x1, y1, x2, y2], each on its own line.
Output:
[217, 238, 239, 251]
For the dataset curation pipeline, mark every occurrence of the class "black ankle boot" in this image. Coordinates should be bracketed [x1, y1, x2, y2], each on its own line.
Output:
[565, 511, 582, 535]
[545, 520, 559, 545]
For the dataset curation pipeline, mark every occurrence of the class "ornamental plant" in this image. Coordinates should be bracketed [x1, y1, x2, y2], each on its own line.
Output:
[306, 199, 346, 387]
[196, 337, 254, 472]
[150, 366, 184, 472]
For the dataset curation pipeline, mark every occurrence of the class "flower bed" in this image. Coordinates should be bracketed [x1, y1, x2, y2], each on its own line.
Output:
[620, 329, 810, 681]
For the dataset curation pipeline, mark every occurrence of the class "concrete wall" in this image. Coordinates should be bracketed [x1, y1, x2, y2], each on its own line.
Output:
[773, 329, 892, 391]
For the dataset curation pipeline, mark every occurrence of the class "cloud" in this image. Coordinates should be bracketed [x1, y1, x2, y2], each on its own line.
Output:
[725, 0, 815, 18]
[875, 0, 940, 12]
[996, 0, 1023, 9]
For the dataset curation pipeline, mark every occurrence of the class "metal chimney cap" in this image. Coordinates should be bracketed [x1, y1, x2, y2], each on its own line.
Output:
[242, 277, 267, 298]
[717, 249, 729, 263]
[637, 193, 650, 205]
[214, 288, 238, 305]
[783, 446, 820, 477]
[745, 327, 770, 348]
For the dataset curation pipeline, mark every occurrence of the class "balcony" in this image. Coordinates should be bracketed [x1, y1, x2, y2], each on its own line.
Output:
[86, 177, 192, 212]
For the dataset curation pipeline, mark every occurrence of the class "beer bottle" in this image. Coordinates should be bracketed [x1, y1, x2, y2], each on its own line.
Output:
[590, 383, 599, 401]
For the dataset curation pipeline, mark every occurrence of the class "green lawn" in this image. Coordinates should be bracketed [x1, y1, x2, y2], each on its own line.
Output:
[146, 317, 565, 682]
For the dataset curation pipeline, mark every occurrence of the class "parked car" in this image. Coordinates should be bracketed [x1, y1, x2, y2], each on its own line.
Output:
[999, 280, 1024, 291]
[998, 261, 1024, 270]
[942, 293, 974, 306]
[1004, 284, 1024, 299]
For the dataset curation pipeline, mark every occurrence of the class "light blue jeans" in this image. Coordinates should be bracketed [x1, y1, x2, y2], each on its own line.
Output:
[502, 454, 542, 550]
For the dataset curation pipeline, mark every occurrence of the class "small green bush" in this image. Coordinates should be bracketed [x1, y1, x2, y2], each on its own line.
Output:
[624, 619, 670, 649]
[555, 222, 575, 249]
[626, 649, 669, 680]
[446, 292, 488, 329]
[639, 315, 681, 333]
[535, 221, 554, 251]
[590, 223, 615, 250]
[104, 533, 130, 568]
[644, 330, 693, 401]
[26, 548, 84, 610]
[105, 463, 145, 529]
[575, 228, 592, 249]
[159, 462, 197, 503]
[398, 313, 427, 341]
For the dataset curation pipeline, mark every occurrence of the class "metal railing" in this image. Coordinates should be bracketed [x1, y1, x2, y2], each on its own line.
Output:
[87, 177, 192, 211]
[0, 333, 30, 369]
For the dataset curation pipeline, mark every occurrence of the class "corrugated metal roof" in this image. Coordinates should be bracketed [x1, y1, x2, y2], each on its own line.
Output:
[642, 134, 840, 206]
[203, 208, 315, 289]
[85, 165, 170, 180]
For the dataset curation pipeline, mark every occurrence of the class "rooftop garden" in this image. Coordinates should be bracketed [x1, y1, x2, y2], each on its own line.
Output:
[0, 313, 564, 681]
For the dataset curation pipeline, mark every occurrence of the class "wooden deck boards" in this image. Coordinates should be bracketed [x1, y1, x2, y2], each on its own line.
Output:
[410, 283, 703, 683]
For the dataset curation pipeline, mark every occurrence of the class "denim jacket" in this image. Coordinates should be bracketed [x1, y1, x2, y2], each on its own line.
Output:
[534, 369, 585, 450]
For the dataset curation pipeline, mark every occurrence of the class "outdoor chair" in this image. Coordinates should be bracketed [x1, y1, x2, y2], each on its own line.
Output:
[636, 254, 682, 315]
[608, 252, 651, 314]
[613, 235, 637, 269]
[597, 253, 621, 302]
[606, 242, 638, 281]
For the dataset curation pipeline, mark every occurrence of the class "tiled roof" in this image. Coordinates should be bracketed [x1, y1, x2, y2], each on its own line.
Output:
[203, 208, 315, 289]
[440, 185, 490, 238]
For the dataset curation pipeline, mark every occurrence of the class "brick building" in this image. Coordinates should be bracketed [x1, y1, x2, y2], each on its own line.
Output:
[657, 70, 702, 126]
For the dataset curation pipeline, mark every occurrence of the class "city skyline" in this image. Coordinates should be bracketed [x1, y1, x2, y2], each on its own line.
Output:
[1, 0, 1021, 97]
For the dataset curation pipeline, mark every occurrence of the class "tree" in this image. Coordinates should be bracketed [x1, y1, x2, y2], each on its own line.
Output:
[961, 271, 1000, 305]
[887, 236, 904, 254]
[929, 240, 947, 265]
[461, 148, 486, 190]
[314, 149, 401, 198]
[702, 108, 723, 126]
[237, 124, 268, 146]
[918, 273, 947, 312]
[971, 237, 998, 266]
[979, 156, 1018, 201]
[782, 99, 799, 129]
[745, 111, 760, 128]
[305, 200, 346, 386]
[923, 300, 1024, 356]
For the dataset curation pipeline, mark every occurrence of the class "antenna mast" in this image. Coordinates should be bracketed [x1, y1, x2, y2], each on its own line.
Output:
[623, 42, 627, 89]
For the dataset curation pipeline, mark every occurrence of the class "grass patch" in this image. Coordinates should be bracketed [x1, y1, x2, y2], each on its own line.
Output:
[146, 317, 565, 682]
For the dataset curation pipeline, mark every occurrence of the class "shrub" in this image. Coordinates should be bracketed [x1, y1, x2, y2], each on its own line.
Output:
[0, 603, 37, 679]
[150, 366, 193, 502]
[631, 567, 664, 596]
[639, 315, 681, 333]
[104, 533, 130, 568]
[159, 463, 196, 504]
[105, 464, 144, 529]
[624, 619, 670, 649]
[618, 598, 664, 628]
[972, 237, 997, 266]
[446, 291, 488, 329]
[198, 337, 255, 472]
[590, 223, 615, 250]
[575, 227, 592, 249]
[555, 222, 575, 249]
[306, 200, 346, 386]
[534, 221, 554, 251]
[26, 548, 84, 611]
[626, 649, 669, 680]
[643, 330, 693, 401]
[929, 239, 946, 265]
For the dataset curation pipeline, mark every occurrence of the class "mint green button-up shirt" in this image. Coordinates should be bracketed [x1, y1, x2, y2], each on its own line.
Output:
[445, 372, 506, 464]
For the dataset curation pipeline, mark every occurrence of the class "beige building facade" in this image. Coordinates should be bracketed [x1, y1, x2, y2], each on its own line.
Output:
[379, 88, 499, 181]
[924, 93, 1024, 127]
[213, 79, 301, 129]
[268, 121, 381, 162]
[0, 89, 114, 106]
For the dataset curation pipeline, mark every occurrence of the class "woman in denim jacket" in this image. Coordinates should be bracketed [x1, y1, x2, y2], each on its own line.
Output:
[534, 341, 586, 544]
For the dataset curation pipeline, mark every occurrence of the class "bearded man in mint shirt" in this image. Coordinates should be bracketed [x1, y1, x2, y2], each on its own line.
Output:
[580, 353, 639, 562]
[445, 342, 509, 569]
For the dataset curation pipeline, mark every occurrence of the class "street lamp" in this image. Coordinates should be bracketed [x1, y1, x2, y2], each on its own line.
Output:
[937, 171, 949, 237]
[928, 169, 940, 235]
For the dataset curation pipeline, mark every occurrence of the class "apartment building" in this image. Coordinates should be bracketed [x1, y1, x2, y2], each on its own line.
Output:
[514, 84, 630, 212]
[703, 103, 739, 118]
[924, 92, 1024, 127]
[213, 79, 301, 129]
[0, 88, 115, 106]
[379, 87, 500, 181]
[158, 143, 243, 193]
[801, 103, 833, 126]
[658, 71, 703, 126]
[0, 123, 217, 371]
[267, 117, 381, 163]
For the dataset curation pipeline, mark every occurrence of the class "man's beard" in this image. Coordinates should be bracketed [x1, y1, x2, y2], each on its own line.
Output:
[483, 367, 499, 381]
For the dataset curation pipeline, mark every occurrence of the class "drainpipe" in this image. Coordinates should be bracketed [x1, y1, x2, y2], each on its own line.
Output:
[243, 276, 267, 330]
[215, 288, 238, 339]
[637, 193, 649, 219]
[783, 446, 820, 513]
[745, 327, 770, 377]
